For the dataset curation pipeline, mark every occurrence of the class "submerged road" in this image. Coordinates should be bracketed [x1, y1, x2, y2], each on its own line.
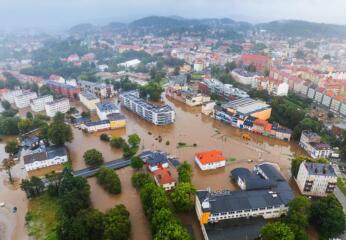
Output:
[73, 159, 131, 178]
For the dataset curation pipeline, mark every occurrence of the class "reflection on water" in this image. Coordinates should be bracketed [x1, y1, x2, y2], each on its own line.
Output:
[67, 96, 305, 240]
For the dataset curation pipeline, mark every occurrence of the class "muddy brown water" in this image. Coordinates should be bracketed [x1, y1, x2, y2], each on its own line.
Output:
[1, 96, 308, 240]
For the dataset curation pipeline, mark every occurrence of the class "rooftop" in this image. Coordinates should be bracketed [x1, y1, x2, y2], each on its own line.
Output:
[195, 150, 225, 165]
[80, 91, 99, 101]
[304, 162, 336, 177]
[96, 101, 119, 112]
[154, 168, 175, 185]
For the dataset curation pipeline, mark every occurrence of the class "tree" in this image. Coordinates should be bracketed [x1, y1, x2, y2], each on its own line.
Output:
[128, 133, 141, 148]
[110, 137, 126, 149]
[81, 111, 91, 118]
[154, 221, 191, 240]
[58, 215, 88, 240]
[26, 112, 33, 119]
[100, 134, 110, 142]
[5, 140, 19, 157]
[83, 149, 104, 168]
[96, 167, 121, 194]
[104, 204, 131, 240]
[131, 173, 153, 189]
[131, 156, 144, 170]
[310, 195, 346, 239]
[177, 161, 193, 183]
[291, 156, 311, 178]
[0, 117, 19, 135]
[1, 100, 11, 110]
[2, 158, 16, 183]
[171, 182, 196, 212]
[140, 81, 163, 101]
[20, 176, 45, 198]
[122, 142, 137, 158]
[261, 222, 295, 240]
[18, 118, 33, 134]
[48, 118, 73, 145]
[78, 209, 105, 240]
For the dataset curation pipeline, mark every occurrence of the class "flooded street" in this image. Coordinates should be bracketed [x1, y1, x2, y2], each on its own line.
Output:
[67, 96, 306, 240]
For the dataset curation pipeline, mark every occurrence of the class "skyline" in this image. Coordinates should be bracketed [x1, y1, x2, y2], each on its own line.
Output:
[1, 0, 346, 31]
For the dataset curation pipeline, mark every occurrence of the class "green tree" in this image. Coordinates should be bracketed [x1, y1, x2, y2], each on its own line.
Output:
[128, 133, 141, 148]
[18, 118, 33, 134]
[104, 204, 131, 240]
[96, 167, 121, 194]
[110, 137, 126, 149]
[100, 134, 110, 142]
[154, 221, 191, 240]
[122, 142, 137, 158]
[140, 81, 163, 101]
[310, 195, 346, 239]
[78, 209, 105, 240]
[131, 156, 144, 170]
[26, 112, 33, 119]
[1, 100, 11, 110]
[0, 117, 19, 135]
[261, 222, 295, 240]
[48, 118, 73, 145]
[5, 140, 19, 157]
[177, 161, 193, 183]
[83, 149, 104, 168]
[171, 182, 196, 212]
[131, 173, 153, 189]
[58, 215, 88, 240]
[2, 158, 16, 183]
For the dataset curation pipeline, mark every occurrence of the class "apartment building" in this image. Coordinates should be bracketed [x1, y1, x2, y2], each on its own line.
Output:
[14, 91, 38, 108]
[299, 130, 333, 159]
[296, 161, 337, 197]
[2, 89, 23, 103]
[46, 80, 80, 98]
[78, 80, 115, 98]
[45, 98, 70, 117]
[120, 91, 175, 125]
[30, 95, 53, 112]
[79, 91, 100, 111]
[96, 101, 120, 120]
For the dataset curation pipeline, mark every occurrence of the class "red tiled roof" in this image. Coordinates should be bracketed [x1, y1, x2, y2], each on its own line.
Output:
[195, 150, 225, 164]
[154, 168, 175, 185]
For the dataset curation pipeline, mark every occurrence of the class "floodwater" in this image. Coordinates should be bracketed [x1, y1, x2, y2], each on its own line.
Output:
[67, 96, 306, 240]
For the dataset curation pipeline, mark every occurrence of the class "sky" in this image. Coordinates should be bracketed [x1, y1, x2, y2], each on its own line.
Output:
[1, 0, 346, 31]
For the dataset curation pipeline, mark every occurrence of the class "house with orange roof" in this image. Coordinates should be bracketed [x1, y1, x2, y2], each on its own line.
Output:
[153, 168, 176, 191]
[195, 150, 226, 171]
[330, 95, 343, 113]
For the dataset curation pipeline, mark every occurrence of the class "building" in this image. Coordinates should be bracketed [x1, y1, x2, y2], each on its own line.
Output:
[79, 91, 100, 111]
[231, 68, 258, 86]
[96, 101, 120, 120]
[153, 168, 176, 191]
[14, 91, 38, 108]
[30, 95, 53, 112]
[120, 91, 175, 125]
[107, 113, 127, 129]
[195, 150, 226, 171]
[201, 101, 216, 116]
[23, 145, 68, 172]
[118, 59, 141, 69]
[299, 130, 333, 159]
[45, 98, 70, 117]
[239, 54, 271, 73]
[139, 151, 170, 172]
[196, 163, 293, 229]
[78, 80, 115, 98]
[81, 120, 110, 133]
[185, 93, 211, 107]
[46, 80, 80, 98]
[2, 89, 23, 103]
[296, 161, 337, 197]
[222, 98, 272, 121]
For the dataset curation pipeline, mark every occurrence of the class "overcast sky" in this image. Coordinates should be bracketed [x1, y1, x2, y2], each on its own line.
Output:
[1, 0, 346, 31]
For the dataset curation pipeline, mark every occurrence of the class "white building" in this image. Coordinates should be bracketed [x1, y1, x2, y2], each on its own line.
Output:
[118, 59, 141, 69]
[30, 95, 54, 112]
[153, 168, 176, 191]
[2, 89, 23, 103]
[45, 98, 70, 117]
[275, 82, 289, 96]
[231, 69, 258, 87]
[78, 80, 115, 98]
[120, 91, 175, 125]
[23, 145, 68, 172]
[79, 91, 100, 111]
[14, 91, 38, 109]
[296, 161, 337, 197]
[96, 101, 120, 120]
[299, 130, 333, 159]
[82, 120, 110, 133]
[194, 150, 226, 171]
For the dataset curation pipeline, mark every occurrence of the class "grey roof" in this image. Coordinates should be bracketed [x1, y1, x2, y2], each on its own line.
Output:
[80, 91, 98, 100]
[84, 119, 109, 127]
[107, 113, 126, 121]
[230, 168, 276, 190]
[257, 164, 285, 182]
[304, 162, 336, 177]
[139, 151, 169, 167]
[96, 101, 119, 112]
[23, 145, 67, 164]
[222, 98, 271, 116]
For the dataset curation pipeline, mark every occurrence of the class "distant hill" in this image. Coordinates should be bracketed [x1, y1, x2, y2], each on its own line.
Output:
[257, 20, 346, 38]
[69, 23, 95, 34]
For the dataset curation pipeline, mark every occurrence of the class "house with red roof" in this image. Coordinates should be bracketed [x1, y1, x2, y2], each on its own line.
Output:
[153, 168, 176, 191]
[195, 150, 226, 171]
[240, 54, 271, 73]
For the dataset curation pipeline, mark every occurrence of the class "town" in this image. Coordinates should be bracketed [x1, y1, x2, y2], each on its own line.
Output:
[0, 5, 346, 240]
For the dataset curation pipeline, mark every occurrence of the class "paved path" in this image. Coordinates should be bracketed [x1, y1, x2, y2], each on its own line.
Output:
[334, 187, 346, 239]
[73, 159, 131, 178]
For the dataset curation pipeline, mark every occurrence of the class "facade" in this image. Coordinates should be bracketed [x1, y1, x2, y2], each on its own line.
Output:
[201, 101, 216, 116]
[14, 91, 38, 108]
[299, 130, 333, 159]
[239, 54, 271, 73]
[96, 101, 120, 120]
[2, 89, 23, 103]
[231, 68, 258, 86]
[45, 98, 70, 117]
[107, 113, 127, 129]
[296, 161, 337, 197]
[153, 168, 176, 191]
[195, 150, 226, 171]
[79, 91, 100, 111]
[82, 120, 110, 133]
[120, 91, 175, 125]
[30, 95, 53, 112]
[78, 80, 115, 98]
[118, 59, 141, 68]
[46, 80, 80, 98]
[197, 163, 293, 225]
[23, 145, 68, 172]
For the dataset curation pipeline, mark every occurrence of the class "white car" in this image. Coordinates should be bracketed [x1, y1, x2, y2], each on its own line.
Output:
[0, 202, 5, 207]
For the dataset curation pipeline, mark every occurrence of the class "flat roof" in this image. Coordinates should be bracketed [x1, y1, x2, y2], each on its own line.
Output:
[96, 101, 119, 112]
[304, 162, 336, 177]
[80, 91, 98, 101]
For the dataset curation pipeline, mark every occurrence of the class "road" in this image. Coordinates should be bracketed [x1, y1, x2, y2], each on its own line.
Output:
[334, 187, 346, 239]
[72, 159, 131, 178]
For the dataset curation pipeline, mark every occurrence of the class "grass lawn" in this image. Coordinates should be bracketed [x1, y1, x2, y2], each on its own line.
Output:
[26, 193, 61, 240]
[337, 178, 346, 196]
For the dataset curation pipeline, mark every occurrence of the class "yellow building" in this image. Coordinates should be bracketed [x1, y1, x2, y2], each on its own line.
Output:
[108, 113, 127, 129]
[79, 91, 100, 111]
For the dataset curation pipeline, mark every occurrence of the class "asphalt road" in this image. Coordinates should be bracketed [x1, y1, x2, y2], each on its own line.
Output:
[73, 159, 131, 178]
